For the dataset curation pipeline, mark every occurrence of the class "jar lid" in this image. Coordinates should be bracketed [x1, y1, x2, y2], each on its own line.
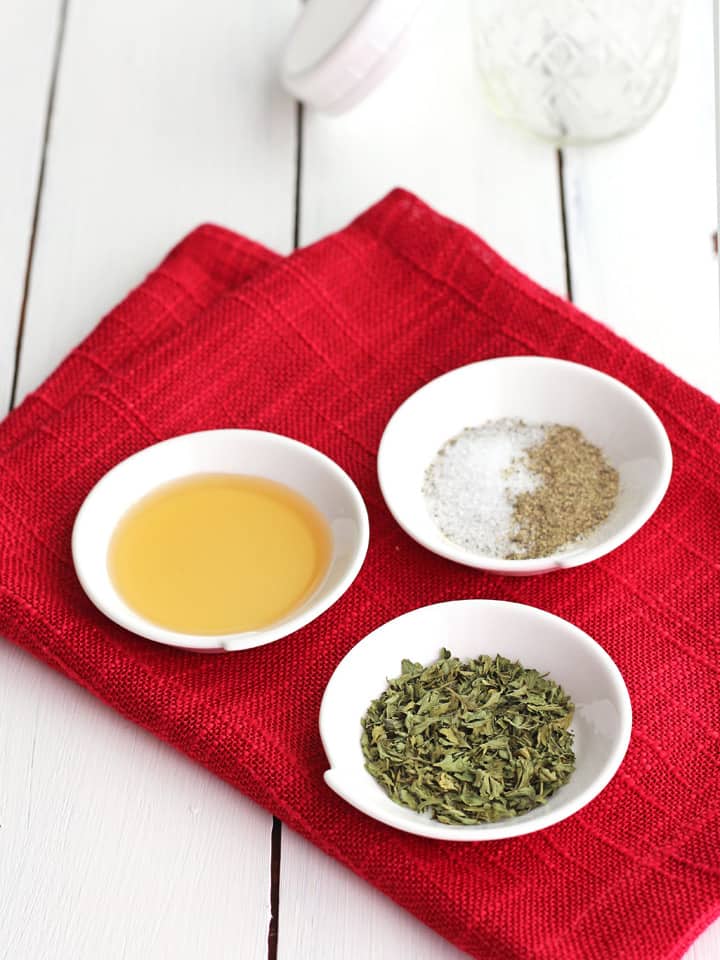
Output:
[281, 0, 426, 114]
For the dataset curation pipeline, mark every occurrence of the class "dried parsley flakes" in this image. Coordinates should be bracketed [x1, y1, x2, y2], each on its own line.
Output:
[361, 649, 575, 825]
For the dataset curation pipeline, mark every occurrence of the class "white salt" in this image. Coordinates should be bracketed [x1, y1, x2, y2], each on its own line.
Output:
[422, 419, 547, 557]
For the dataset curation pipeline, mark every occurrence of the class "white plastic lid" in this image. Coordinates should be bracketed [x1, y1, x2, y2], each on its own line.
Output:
[281, 0, 426, 114]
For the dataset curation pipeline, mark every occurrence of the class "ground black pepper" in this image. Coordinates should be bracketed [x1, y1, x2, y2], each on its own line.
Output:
[508, 425, 619, 558]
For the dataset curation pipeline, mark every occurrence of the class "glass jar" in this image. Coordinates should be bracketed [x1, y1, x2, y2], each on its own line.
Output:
[471, 0, 685, 145]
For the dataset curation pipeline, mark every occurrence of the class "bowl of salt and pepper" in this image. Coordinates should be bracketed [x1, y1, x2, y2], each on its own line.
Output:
[74, 356, 671, 839]
[377, 356, 672, 575]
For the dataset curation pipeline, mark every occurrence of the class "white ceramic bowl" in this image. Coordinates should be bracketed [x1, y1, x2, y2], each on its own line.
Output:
[377, 357, 672, 575]
[321, 599, 631, 841]
[72, 430, 369, 651]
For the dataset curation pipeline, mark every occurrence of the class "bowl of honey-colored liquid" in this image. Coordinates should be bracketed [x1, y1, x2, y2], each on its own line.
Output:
[72, 430, 369, 651]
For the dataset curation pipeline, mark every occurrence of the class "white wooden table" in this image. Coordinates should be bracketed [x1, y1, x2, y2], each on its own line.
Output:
[1, 2, 718, 957]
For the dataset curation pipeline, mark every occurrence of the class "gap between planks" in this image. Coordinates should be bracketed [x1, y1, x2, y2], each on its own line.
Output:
[714, 0, 720, 357]
[9, 0, 70, 414]
[267, 96, 305, 960]
[556, 148, 574, 304]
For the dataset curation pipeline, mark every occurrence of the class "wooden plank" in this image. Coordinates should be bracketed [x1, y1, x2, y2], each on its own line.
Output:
[563, 0, 720, 401]
[687, 921, 720, 960]
[565, 2, 720, 957]
[0, 0, 62, 412]
[0, 643, 273, 960]
[297, 3, 567, 295]
[278, 830, 468, 960]
[14, 0, 298, 403]
[280, 3, 566, 958]
[1, 1, 299, 957]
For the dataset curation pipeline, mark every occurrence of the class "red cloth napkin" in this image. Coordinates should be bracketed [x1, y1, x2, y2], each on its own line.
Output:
[1, 190, 719, 960]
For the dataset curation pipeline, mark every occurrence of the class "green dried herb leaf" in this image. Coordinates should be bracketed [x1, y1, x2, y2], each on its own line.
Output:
[360, 649, 575, 825]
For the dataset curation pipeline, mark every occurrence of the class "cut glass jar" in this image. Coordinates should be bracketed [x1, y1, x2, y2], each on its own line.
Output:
[471, 0, 684, 144]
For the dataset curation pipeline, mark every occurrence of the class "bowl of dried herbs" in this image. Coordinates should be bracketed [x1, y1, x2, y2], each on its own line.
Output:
[377, 356, 672, 575]
[320, 600, 631, 840]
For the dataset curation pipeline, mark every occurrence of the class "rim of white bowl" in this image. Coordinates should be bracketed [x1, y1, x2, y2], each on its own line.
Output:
[72, 429, 370, 652]
[320, 599, 633, 840]
[377, 357, 673, 574]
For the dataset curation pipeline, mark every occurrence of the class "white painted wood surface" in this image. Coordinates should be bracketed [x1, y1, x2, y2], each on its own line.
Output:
[564, 0, 720, 401]
[0, 643, 273, 960]
[299, 3, 567, 295]
[13, 0, 298, 404]
[1, 0, 718, 958]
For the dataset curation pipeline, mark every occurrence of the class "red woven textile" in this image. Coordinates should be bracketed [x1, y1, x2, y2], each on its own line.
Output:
[1, 190, 718, 960]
